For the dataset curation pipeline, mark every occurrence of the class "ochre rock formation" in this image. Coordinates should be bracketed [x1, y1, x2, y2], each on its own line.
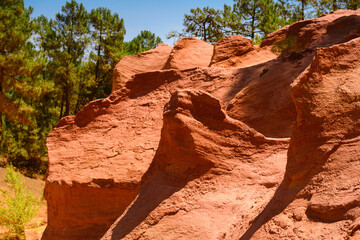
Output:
[241, 34, 360, 240]
[163, 37, 214, 69]
[210, 35, 254, 66]
[101, 89, 289, 239]
[112, 43, 172, 91]
[261, 9, 360, 49]
[43, 10, 360, 240]
[43, 66, 258, 239]
[226, 53, 312, 138]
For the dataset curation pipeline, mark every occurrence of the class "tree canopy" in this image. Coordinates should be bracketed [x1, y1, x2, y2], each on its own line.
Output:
[171, 0, 358, 43]
[123, 30, 163, 55]
[0, 0, 44, 124]
[183, 7, 223, 43]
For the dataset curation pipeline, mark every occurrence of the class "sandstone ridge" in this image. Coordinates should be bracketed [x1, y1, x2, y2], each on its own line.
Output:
[43, 9, 360, 240]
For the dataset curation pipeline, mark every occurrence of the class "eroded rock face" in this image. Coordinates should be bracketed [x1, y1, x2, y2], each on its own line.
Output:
[164, 37, 214, 69]
[112, 43, 172, 91]
[239, 37, 360, 240]
[101, 90, 289, 240]
[227, 9, 360, 138]
[288, 37, 360, 224]
[211, 35, 254, 66]
[43, 66, 268, 239]
[226, 53, 312, 138]
[261, 9, 360, 50]
[44, 9, 360, 240]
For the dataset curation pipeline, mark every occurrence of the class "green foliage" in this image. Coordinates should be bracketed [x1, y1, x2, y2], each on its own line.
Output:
[166, 30, 186, 45]
[182, 7, 224, 43]
[258, 0, 293, 36]
[0, 0, 45, 124]
[90, 7, 125, 64]
[344, 0, 360, 10]
[74, 7, 126, 108]
[49, 0, 90, 117]
[310, 0, 360, 16]
[233, 0, 266, 40]
[176, 0, 358, 44]
[253, 34, 264, 45]
[0, 165, 40, 239]
[218, 4, 244, 36]
[1, 118, 48, 176]
[271, 35, 306, 58]
[232, 0, 301, 41]
[174, 0, 303, 43]
[123, 30, 163, 55]
[0, 0, 48, 175]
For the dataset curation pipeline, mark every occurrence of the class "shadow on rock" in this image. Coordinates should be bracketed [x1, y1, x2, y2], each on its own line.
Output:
[108, 173, 185, 239]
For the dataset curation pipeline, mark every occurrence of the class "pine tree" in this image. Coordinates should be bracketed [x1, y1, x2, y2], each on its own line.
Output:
[0, 0, 44, 124]
[233, 0, 264, 40]
[218, 4, 244, 36]
[90, 8, 126, 100]
[343, 0, 360, 10]
[258, 0, 300, 37]
[310, 0, 360, 16]
[232, 0, 293, 41]
[90, 7, 126, 78]
[0, 0, 49, 173]
[84, 7, 126, 103]
[123, 30, 163, 55]
[46, 0, 89, 118]
[183, 7, 223, 43]
[277, 0, 303, 22]
[295, 0, 309, 20]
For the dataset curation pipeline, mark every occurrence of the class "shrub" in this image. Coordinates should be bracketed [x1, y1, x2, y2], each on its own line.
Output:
[0, 165, 40, 239]
[271, 35, 306, 58]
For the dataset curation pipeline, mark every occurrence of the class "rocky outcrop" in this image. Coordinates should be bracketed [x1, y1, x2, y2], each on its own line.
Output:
[226, 53, 312, 138]
[101, 90, 289, 239]
[164, 37, 214, 69]
[261, 9, 360, 50]
[239, 35, 360, 240]
[44, 9, 360, 240]
[43, 66, 264, 239]
[210, 35, 254, 66]
[227, 9, 360, 138]
[112, 43, 172, 91]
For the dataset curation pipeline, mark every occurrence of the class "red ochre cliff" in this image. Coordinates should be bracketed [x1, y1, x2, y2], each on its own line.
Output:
[42, 9, 360, 240]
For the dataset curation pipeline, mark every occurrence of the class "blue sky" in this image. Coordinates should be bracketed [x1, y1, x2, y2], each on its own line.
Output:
[25, 0, 234, 45]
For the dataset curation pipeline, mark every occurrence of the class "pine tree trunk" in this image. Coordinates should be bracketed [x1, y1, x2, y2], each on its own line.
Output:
[42, 71, 46, 115]
[251, 6, 256, 41]
[301, 0, 305, 20]
[0, 114, 3, 149]
[95, 35, 101, 85]
[89, 33, 102, 101]
[0, 81, 3, 147]
[89, 83, 98, 102]
[75, 82, 85, 112]
[332, 0, 337, 11]
[203, 21, 207, 42]
[63, 68, 71, 117]
[59, 92, 64, 120]
[64, 85, 70, 117]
